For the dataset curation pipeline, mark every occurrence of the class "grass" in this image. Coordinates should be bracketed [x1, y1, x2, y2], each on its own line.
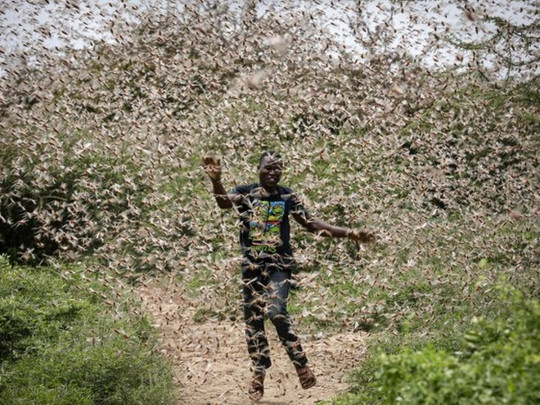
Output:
[0, 256, 176, 405]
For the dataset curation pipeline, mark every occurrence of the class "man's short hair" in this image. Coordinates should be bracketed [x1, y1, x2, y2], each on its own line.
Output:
[259, 150, 282, 165]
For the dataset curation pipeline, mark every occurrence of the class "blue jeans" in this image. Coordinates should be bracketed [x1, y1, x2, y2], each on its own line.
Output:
[242, 259, 308, 372]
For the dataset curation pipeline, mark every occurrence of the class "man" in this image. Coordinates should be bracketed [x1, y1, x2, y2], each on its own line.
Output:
[202, 151, 374, 402]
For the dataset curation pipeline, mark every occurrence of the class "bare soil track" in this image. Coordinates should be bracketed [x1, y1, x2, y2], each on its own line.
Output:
[139, 281, 367, 405]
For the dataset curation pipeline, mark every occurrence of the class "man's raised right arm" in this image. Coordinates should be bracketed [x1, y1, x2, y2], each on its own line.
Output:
[202, 156, 241, 209]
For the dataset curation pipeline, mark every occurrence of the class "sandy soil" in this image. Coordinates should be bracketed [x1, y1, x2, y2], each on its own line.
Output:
[139, 281, 367, 405]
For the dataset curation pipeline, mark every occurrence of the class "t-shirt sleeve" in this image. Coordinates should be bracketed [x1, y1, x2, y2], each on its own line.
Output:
[230, 184, 254, 207]
[285, 188, 308, 220]
[231, 184, 249, 195]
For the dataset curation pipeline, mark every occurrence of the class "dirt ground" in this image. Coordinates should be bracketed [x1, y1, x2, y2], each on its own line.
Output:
[139, 281, 368, 405]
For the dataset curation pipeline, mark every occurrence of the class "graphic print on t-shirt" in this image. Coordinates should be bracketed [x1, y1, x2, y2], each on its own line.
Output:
[249, 200, 285, 252]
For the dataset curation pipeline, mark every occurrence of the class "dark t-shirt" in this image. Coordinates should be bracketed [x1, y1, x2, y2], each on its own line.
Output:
[231, 183, 307, 265]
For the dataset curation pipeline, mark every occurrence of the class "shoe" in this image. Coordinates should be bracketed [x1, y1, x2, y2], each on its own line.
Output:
[296, 365, 316, 389]
[248, 371, 265, 402]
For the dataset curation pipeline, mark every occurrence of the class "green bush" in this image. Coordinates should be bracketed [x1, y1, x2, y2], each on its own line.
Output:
[331, 287, 540, 404]
[0, 131, 150, 265]
[0, 256, 175, 404]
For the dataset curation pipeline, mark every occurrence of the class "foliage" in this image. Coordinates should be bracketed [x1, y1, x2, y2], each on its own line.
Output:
[0, 130, 153, 265]
[0, 256, 175, 404]
[329, 287, 540, 404]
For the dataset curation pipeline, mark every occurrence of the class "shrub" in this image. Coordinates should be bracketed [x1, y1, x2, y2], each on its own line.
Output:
[0, 256, 176, 404]
[0, 130, 150, 265]
[332, 286, 540, 405]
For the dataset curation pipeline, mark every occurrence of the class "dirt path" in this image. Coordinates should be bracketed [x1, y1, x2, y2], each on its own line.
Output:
[139, 281, 368, 405]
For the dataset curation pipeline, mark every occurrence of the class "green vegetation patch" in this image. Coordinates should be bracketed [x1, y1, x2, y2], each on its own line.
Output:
[0, 256, 175, 405]
[330, 286, 540, 405]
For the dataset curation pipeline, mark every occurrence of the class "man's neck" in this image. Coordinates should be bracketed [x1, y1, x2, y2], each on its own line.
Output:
[260, 184, 278, 195]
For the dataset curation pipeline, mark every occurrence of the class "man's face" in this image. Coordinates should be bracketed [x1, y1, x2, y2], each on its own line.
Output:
[258, 156, 283, 189]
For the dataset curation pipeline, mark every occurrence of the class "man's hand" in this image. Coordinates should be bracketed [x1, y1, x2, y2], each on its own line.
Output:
[202, 156, 222, 182]
[348, 229, 375, 244]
